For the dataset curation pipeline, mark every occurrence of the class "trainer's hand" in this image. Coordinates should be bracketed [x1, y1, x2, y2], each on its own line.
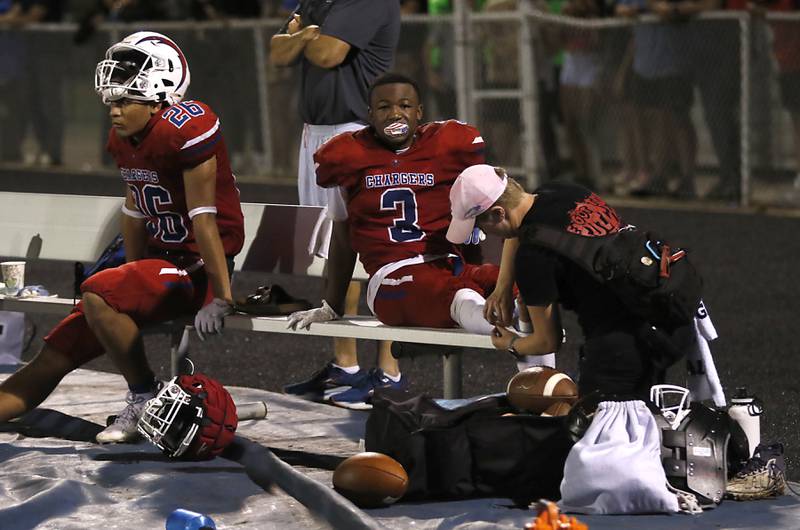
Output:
[491, 325, 516, 350]
[463, 227, 486, 245]
[484, 287, 514, 327]
[194, 298, 233, 341]
[287, 300, 338, 330]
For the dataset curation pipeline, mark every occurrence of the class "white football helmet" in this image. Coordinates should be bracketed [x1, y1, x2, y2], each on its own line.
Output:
[95, 31, 190, 106]
[650, 384, 692, 430]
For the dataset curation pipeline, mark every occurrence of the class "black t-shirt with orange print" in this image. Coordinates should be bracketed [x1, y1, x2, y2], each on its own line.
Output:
[515, 182, 636, 338]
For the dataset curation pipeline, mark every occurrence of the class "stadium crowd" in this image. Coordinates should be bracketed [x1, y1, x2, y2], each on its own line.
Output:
[1, 0, 799, 205]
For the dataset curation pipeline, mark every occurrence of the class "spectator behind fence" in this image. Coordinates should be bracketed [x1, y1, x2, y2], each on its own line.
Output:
[533, 0, 567, 181]
[0, 0, 65, 167]
[617, 0, 697, 198]
[477, 0, 524, 168]
[758, 0, 800, 201]
[394, 0, 426, 110]
[185, 0, 264, 176]
[422, 0, 458, 120]
[609, 17, 651, 194]
[269, 0, 401, 405]
[0, 1, 26, 164]
[684, 0, 742, 202]
[558, 0, 608, 192]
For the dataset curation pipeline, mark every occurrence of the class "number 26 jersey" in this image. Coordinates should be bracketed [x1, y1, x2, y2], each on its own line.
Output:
[107, 100, 244, 257]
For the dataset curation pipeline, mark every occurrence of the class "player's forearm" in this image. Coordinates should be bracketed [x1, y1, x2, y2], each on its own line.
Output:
[192, 214, 233, 303]
[325, 221, 358, 315]
[270, 32, 310, 66]
[121, 215, 147, 262]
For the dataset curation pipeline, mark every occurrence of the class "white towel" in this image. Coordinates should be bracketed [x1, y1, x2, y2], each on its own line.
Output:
[686, 301, 726, 407]
[306, 206, 333, 259]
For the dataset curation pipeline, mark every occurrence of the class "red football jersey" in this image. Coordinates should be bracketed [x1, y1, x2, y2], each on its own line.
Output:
[315, 120, 485, 275]
[107, 100, 244, 256]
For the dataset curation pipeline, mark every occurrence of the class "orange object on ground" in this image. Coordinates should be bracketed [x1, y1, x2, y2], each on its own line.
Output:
[524, 500, 588, 530]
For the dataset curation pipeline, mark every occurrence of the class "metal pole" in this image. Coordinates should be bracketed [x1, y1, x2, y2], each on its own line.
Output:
[452, 2, 472, 123]
[518, 0, 541, 190]
[739, 14, 750, 207]
[253, 26, 274, 172]
[442, 350, 464, 399]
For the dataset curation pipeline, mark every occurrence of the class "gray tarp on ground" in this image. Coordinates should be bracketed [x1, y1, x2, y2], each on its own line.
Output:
[0, 368, 798, 530]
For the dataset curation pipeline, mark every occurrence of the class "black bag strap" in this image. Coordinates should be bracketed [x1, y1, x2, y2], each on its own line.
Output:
[519, 223, 609, 283]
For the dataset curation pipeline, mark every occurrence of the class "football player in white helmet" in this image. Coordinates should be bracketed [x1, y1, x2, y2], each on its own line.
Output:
[0, 32, 244, 446]
[95, 31, 190, 106]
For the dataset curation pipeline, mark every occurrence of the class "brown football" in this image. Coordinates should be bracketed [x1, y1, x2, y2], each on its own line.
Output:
[540, 400, 573, 417]
[332, 452, 408, 508]
[506, 366, 578, 413]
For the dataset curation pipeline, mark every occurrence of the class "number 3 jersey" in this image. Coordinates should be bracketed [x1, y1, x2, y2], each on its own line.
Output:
[315, 120, 485, 276]
[107, 100, 244, 257]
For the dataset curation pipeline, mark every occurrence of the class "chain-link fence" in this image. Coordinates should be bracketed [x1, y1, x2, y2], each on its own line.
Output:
[1, 10, 798, 208]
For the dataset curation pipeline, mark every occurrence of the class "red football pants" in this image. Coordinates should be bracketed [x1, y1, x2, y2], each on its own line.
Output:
[44, 259, 211, 366]
[373, 258, 499, 328]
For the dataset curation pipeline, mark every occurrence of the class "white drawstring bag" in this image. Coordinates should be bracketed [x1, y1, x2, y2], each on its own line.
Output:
[0, 311, 24, 365]
[559, 400, 680, 514]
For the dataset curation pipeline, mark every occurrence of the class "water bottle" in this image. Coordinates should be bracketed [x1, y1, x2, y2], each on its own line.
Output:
[165, 509, 216, 530]
[727, 387, 763, 458]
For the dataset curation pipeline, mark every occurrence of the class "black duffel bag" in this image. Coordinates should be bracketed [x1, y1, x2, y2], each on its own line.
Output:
[365, 389, 575, 505]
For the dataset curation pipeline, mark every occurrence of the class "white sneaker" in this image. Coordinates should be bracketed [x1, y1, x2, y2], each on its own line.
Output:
[96, 389, 156, 444]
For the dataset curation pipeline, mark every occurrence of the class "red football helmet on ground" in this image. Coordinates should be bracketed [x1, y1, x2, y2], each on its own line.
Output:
[138, 373, 237, 459]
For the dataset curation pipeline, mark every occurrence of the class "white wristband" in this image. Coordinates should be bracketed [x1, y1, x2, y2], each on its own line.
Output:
[188, 206, 218, 219]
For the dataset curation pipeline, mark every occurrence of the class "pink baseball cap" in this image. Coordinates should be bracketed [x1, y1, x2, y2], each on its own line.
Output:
[446, 164, 507, 243]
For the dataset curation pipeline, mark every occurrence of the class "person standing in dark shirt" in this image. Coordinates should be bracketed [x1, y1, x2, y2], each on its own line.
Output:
[270, 0, 401, 404]
[447, 165, 674, 397]
[1, 0, 65, 165]
[270, 0, 401, 207]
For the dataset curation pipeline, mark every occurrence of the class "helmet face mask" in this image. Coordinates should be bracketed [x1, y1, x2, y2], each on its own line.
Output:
[95, 31, 190, 106]
[138, 379, 202, 458]
[138, 374, 238, 460]
[650, 384, 692, 430]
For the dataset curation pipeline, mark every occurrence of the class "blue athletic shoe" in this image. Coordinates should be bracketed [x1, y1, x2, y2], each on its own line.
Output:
[330, 368, 408, 410]
[283, 361, 368, 402]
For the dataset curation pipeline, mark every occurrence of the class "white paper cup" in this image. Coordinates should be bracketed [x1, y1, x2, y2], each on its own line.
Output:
[1, 261, 25, 295]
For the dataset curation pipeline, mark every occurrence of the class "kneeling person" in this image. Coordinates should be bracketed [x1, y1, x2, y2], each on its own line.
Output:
[447, 165, 665, 397]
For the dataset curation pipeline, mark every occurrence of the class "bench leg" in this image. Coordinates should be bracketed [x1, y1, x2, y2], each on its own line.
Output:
[170, 325, 192, 377]
[442, 350, 463, 399]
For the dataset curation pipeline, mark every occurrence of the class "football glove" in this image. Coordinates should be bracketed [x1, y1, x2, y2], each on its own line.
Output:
[287, 300, 338, 330]
[194, 298, 234, 341]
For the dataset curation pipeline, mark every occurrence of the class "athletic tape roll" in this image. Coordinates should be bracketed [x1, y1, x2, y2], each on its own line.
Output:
[236, 401, 268, 421]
